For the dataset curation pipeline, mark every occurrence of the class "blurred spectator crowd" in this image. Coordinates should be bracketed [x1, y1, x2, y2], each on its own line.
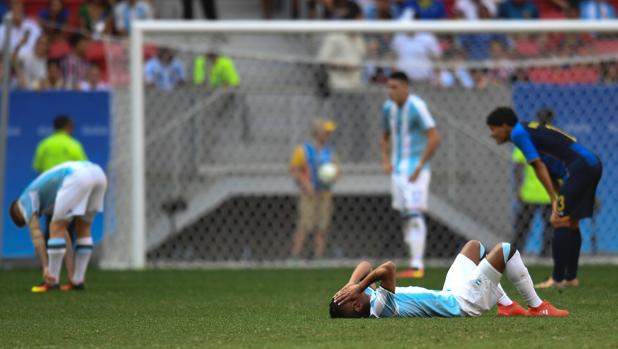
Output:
[311, 0, 618, 90]
[0, 0, 156, 91]
[1, 0, 617, 92]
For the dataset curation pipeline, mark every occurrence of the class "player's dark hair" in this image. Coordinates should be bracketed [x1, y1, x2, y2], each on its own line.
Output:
[68, 33, 87, 48]
[486, 107, 518, 127]
[54, 114, 73, 130]
[536, 107, 555, 125]
[9, 200, 25, 227]
[388, 71, 410, 85]
[329, 299, 369, 318]
[329, 299, 344, 318]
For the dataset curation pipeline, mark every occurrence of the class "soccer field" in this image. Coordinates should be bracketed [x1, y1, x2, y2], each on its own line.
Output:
[1, 266, 617, 348]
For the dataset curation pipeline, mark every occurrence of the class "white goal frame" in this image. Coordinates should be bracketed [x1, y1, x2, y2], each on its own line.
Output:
[123, 20, 618, 269]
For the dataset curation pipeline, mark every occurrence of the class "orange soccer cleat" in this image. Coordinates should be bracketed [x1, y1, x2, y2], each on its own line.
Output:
[396, 268, 424, 279]
[31, 282, 59, 293]
[528, 300, 569, 317]
[497, 301, 529, 317]
[60, 283, 85, 292]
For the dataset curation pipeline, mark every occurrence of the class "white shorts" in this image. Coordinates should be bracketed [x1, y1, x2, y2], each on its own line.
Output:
[52, 164, 107, 222]
[442, 255, 503, 317]
[391, 170, 430, 213]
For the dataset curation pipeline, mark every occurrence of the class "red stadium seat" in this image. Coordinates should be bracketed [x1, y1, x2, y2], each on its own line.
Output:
[443, 0, 456, 18]
[144, 44, 159, 60]
[515, 38, 540, 57]
[86, 40, 106, 61]
[48, 39, 70, 58]
[104, 42, 129, 86]
[528, 66, 599, 84]
[537, 0, 567, 19]
[593, 39, 618, 54]
[86, 40, 108, 81]
[23, 0, 48, 18]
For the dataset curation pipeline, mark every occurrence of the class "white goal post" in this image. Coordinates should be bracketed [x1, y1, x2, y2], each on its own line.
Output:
[105, 20, 618, 270]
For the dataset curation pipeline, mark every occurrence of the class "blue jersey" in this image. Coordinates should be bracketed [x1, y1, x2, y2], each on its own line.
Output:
[304, 142, 334, 192]
[383, 95, 436, 176]
[511, 122, 599, 168]
[540, 154, 568, 180]
[17, 161, 93, 222]
[369, 286, 462, 318]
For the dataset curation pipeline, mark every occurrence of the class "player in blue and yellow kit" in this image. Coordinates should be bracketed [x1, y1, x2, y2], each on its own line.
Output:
[486, 107, 602, 289]
[329, 240, 568, 318]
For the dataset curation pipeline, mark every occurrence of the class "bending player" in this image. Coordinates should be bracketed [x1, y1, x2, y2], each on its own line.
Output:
[486, 107, 602, 288]
[329, 240, 568, 318]
[9, 161, 107, 292]
[26, 214, 75, 292]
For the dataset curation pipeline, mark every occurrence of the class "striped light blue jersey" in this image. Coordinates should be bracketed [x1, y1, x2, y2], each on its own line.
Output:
[17, 161, 94, 222]
[369, 286, 462, 318]
[383, 95, 436, 176]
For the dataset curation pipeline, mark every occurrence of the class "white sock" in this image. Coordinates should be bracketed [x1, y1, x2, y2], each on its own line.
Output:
[73, 237, 93, 285]
[47, 238, 66, 285]
[404, 215, 426, 269]
[497, 284, 513, 306]
[478, 259, 502, 284]
[505, 250, 542, 308]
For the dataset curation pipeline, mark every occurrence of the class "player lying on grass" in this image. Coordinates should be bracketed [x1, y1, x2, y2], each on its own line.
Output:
[9, 161, 107, 292]
[329, 240, 568, 318]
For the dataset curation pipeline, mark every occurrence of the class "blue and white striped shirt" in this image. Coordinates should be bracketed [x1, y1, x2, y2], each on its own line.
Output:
[369, 286, 462, 318]
[17, 161, 94, 222]
[383, 95, 436, 176]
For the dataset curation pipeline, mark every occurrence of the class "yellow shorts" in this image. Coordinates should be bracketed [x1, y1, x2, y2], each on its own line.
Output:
[297, 192, 333, 232]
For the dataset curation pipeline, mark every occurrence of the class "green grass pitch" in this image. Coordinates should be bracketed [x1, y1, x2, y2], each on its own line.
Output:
[1, 265, 617, 348]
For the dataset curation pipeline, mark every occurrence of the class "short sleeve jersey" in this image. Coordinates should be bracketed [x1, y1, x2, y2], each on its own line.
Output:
[369, 286, 461, 318]
[382, 95, 436, 176]
[510, 122, 598, 167]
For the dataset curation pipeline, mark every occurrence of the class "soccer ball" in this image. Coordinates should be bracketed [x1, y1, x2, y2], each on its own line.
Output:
[318, 163, 338, 184]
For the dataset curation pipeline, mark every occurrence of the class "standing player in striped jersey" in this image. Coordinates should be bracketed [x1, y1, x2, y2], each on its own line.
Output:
[380, 71, 441, 278]
[9, 161, 107, 292]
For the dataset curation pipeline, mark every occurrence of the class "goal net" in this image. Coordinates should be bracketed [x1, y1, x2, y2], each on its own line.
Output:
[100, 21, 618, 269]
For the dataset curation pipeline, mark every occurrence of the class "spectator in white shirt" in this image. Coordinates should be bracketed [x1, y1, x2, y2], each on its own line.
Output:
[455, 0, 497, 19]
[79, 64, 109, 91]
[317, 2, 366, 91]
[0, 0, 42, 54]
[317, 1, 370, 161]
[317, 32, 366, 90]
[392, 32, 442, 82]
[14, 34, 49, 89]
[41, 59, 66, 90]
